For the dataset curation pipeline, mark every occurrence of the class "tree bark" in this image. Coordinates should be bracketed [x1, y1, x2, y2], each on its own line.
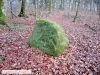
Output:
[18, 0, 26, 17]
[0, 0, 7, 25]
[97, 4, 100, 18]
[44, 0, 48, 9]
[61, 0, 64, 9]
[93, 0, 100, 18]
[73, 0, 81, 22]
[10, 1, 14, 18]
[48, 0, 52, 13]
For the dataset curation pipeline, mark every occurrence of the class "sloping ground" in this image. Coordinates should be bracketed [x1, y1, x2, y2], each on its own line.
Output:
[49, 11, 100, 74]
[0, 11, 100, 75]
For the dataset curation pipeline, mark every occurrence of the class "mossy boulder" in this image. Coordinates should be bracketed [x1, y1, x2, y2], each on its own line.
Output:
[28, 19, 69, 56]
[0, 14, 7, 25]
[0, 0, 7, 25]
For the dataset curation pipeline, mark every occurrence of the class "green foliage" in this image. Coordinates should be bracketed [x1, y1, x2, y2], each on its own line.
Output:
[5, 40, 9, 44]
[0, 24, 3, 28]
[28, 19, 69, 56]
[0, 54, 6, 62]
[0, 14, 7, 25]
[7, 24, 32, 30]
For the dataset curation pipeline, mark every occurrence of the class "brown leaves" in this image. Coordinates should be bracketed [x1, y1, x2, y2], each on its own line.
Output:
[0, 12, 99, 75]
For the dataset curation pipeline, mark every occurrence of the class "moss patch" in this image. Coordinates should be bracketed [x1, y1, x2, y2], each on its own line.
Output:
[0, 0, 7, 25]
[28, 19, 69, 56]
[7, 24, 32, 30]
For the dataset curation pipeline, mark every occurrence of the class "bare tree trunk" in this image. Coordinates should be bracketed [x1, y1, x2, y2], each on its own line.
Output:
[18, 0, 26, 17]
[89, 0, 92, 11]
[71, 0, 74, 11]
[93, 0, 100, 19]
[34, 0, 37, 19]
[73, 0, 80, 22]
[44, 0, 48, 9]
[10, 1, 13, 18]
[48, 0, 52, 13]
[34, 0, 40, 19]
[61, 0, 65, 9]
[69, 0, 71, 9]
[53, 0, 57, 10]
[54, 0, 57, 10]
[55, 0, 57, 10]
[0, 0, 7, 25]
[34, 0, 36, 16]
[9, 1, 16, 18]
[97, 4, 100, 18]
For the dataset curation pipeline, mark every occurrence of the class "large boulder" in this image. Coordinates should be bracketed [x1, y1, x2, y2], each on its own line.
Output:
[28, 19, 69, 56]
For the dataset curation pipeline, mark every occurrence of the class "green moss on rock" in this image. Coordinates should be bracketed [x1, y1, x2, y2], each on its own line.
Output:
[28, 19, 69, 56]
[0, 13, 7, 25]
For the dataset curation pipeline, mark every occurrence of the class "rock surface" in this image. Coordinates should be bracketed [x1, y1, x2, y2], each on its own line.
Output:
[28, 19, 69, 56]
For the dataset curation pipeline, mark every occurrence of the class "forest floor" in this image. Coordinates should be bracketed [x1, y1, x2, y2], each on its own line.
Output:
[0, 11, 100, 75]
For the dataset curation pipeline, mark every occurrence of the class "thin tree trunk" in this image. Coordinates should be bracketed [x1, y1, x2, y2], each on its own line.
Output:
[44, 0, 48, 9]
[34, 0, 37, 19]
[55, 0, 58, 10]
[38, 0, 41, 18]
[73, 0, 80, 22]
[89, 1, 92, 11]
[34, 0, 39, 19]
[61, 0, 64, 9]
[34, 0, 36, 16]
[71, 0, 74, 11]
[18, 0, 26, 17]
[55, 0, 57, 10]
[48, 0, 52, 13]
[0, 0, 7, 25]
[69, 0, 71, 9]
[10, 1, 13, 18]
[97, 4, 100, 18]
